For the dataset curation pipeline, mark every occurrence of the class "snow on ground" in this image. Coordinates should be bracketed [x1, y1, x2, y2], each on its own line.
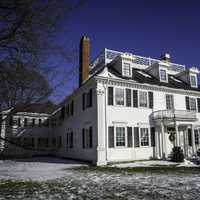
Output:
[0, 157, 86, 181]
[0, 157, 200, 199]
[111, 159, 200, 168]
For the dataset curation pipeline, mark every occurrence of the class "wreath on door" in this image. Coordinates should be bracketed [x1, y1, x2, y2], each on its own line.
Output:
[169, 132, 175, 142]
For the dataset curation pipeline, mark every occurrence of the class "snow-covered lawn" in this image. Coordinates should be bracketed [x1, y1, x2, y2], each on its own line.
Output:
[0, 157, 200, 200]
[110, 159, 199, 168]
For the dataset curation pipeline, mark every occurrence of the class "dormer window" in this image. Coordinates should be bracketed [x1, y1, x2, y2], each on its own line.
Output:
[123, 63, 131, 77]
[160, 69, 167, 82]
[190, 75, 197, 87]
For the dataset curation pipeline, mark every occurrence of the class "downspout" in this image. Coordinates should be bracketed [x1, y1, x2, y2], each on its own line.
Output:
[103, 78, 109, 163]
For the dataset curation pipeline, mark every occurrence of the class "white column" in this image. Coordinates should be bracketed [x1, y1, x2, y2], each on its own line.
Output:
[0, 116, 6, 151]
[191, 125, 196, 154]
[161, 122, 166, 159]
[155, 130, 160, 159]
[175, 124, 179, 146]
[96, 87, 107, 166]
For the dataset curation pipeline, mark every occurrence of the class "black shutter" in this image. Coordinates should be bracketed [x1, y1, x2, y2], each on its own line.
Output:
[133, 90, 138, 107]
[188, 128, 192, 146]
[82, 93, 85, 110]
[150, 127, 155, 147]
[197, 98, 200, 113]
[82, 128, 85, 148]
[108, 87, 114, 105]
[126, 89, 131, 107]
[108, 126, 114, 148]
[89, 126, 93, 148]
[134, 127, 139, 147]
[194, 129, 199, 145]
[89, 89, 93, 107]
[70, 132, 73, 148]
[185, 96, 190, 110]
[148, 91, 154, 109]
[127, 127, 133, 147]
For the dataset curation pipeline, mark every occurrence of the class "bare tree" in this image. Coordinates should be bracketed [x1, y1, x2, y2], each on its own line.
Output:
[0, 58, 52, 111]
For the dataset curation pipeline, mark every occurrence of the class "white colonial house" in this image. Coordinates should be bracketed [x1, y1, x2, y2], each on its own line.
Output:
[1, 36, 200, 165]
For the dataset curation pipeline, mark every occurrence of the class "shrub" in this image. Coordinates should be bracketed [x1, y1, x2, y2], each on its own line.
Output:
[170, 146, 184, 163]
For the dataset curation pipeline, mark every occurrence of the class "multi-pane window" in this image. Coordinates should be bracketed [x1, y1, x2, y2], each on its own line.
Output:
[190, 97, 196, 111]
[83, 127, 93, 148]
[115, 88, 124, 105]
[140, 128, 149, 146]
[160, 69, 167, 81]
[116, 127, 125, 146]
[190, 75, 197, 87]
[66, 132, 73, 149]
[166, 94, 174, 110]
[139, 91, 148, 107]
[123, 63, 131, 76]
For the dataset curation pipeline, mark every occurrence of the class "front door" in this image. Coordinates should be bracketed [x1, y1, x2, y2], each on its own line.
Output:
[166, 127, 175, 157]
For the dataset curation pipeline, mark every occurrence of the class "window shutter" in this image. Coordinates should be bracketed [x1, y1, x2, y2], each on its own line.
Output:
[185, 96, 190, 110]
[82, 128, 85, 148]
[108, 126, 114, 148]
[197, 98, 200, 113]
[127, 127, 133, 147]
[134, 127, 139, 147]
[148, 91, 154, 109]
[126, 89, 131, 107]
[194, 129, 199, 145]
[89, 126, 93, 148]
[150, 127, 155, 147]
[133, 90, 138, 107]
[82, 93, 85, 110]
[70, 132, 73, 148]
[108, 87, 114, 105]
[89, 89, 93, 107]
[188, 128, 192, 146]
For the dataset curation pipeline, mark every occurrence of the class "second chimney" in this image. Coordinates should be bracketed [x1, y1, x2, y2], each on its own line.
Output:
[160, 53, 171, 62]
[79, 36, 90, 87]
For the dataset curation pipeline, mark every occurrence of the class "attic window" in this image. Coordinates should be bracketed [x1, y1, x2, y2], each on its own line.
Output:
[160, 69, 167, 82]
[190, 75, 197, 87]
[123, 63, 131, 76]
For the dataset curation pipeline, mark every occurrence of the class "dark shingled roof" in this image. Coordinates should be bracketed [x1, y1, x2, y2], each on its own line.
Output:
[105, 65, 200, 92]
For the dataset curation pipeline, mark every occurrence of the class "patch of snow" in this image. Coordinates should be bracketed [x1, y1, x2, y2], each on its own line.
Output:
[110, 159, 200, 168]
[0, 157, 86, 181]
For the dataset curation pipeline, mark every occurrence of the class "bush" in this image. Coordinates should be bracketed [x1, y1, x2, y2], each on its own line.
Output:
[170, 146, 184, 163]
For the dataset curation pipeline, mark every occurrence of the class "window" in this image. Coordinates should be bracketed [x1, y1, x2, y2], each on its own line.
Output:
[116, 127, 125, 146]
[123, 63, 131, 76]
[66, 132, 73, 149]
[83, 89, 93, 110]
[190, 75, 197, 87]
[166, 95, 174, 110]
[139, 91, 148, 107]
[82, 127, 93, 148]
[24, 118, 27, 127]
[18, 118, 21, 127]
[140, 128, 149, 146]
[190, 97, 196, 111]
[115, 88, 124, 105]
[160, 69, 167, 81]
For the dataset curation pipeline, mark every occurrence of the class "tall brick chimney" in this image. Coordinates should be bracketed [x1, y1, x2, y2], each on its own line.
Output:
[79, 36, 90, 87]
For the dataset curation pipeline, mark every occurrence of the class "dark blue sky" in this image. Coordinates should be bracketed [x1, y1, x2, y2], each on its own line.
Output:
[52, 0, 200, 102]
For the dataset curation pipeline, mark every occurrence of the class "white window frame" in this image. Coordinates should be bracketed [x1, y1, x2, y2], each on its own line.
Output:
[159, 69, 168, 82]
[114, 87, 125, 106]
[189, 97, 197, 111]
[123, 62, 132, 77]
[166, 94, 174, 110]
[115, 127, 126, 147]
[139, 90, 148, 108]
[83, 126, 92, 149]
[190, 75, 197, 87]
[140, 127, 150, 147]
[113, 124, 127, 148]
